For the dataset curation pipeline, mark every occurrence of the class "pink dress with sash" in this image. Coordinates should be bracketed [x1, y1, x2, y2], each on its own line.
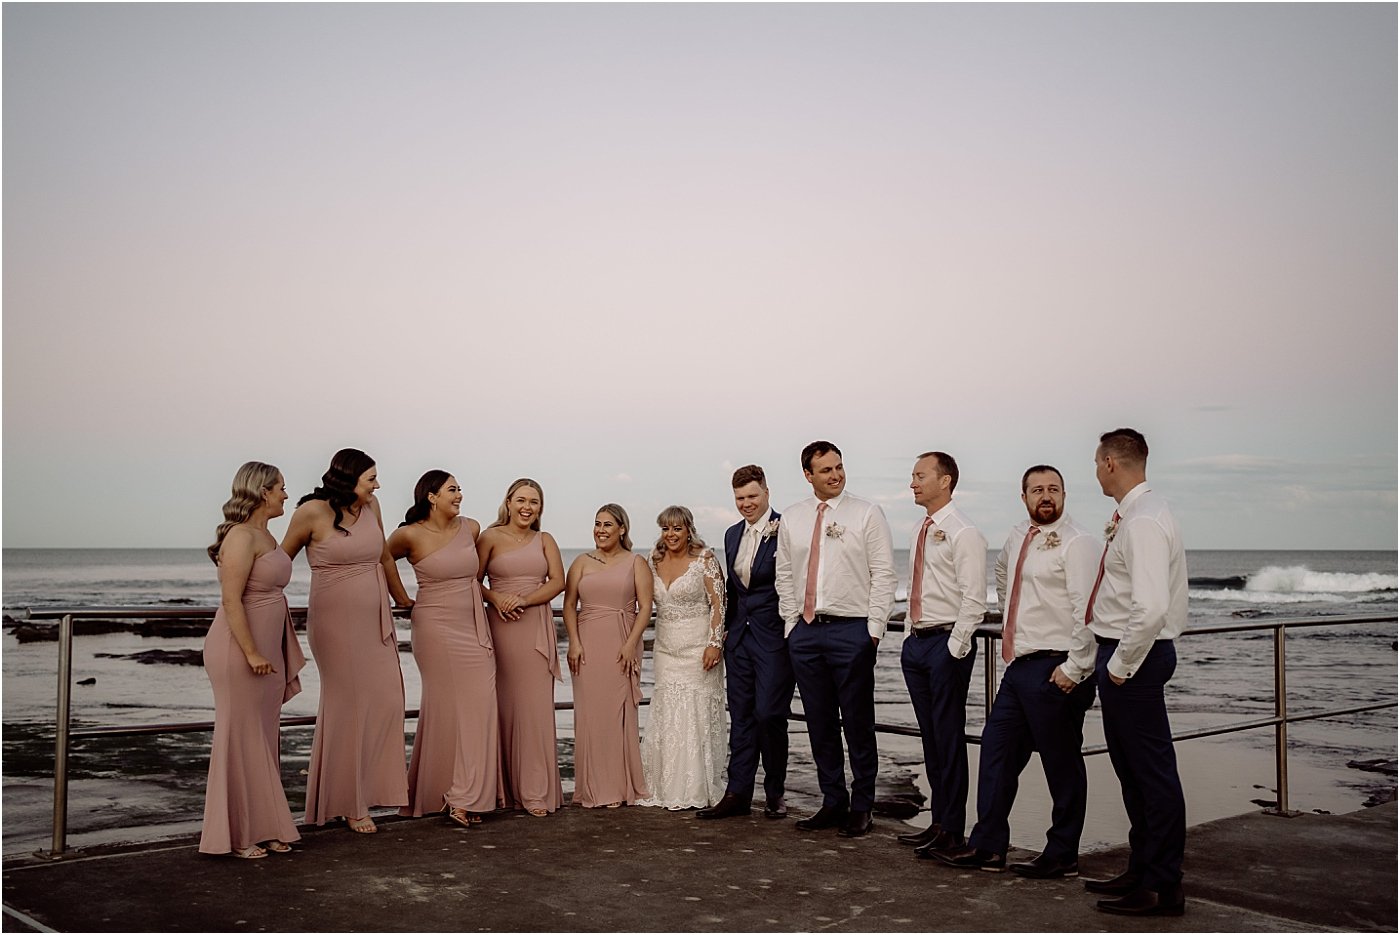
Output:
[200, 548, 306, 853]
[571, 557, 648, 807]
[485, 533, 564, 813]
[402, 521, 502, 815]
[303, 508, 408, 824]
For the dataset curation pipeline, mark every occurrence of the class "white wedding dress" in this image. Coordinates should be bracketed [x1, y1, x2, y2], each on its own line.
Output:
[637, 551, 728, 809]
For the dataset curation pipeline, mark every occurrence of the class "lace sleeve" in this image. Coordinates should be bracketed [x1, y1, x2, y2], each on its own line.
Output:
[702, 550, 726, 648]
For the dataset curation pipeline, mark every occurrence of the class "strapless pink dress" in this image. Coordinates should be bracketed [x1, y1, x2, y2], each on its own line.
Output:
[303, 509, 408, 824]
[485, 533, 564, 813]
[402, 521, 502, 815]
[200, 548, 306, 853]
[571, 557, 648, 807]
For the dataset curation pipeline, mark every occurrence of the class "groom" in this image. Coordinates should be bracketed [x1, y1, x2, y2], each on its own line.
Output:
[698, 464, 796, 820]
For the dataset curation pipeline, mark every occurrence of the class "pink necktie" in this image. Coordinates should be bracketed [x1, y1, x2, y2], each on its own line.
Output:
[801, 502, 829, 623]
[907, 516, 935, 625]
[1001, 525, 1041, 663]
[1084, 510, 1121, 626]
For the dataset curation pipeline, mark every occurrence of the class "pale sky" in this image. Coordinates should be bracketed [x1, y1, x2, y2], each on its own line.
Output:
[4, 3, 1396, 551]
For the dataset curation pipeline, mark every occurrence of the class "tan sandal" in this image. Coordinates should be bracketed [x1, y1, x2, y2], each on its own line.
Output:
[232, 845, 267, 859]
[264, 840, 292, 853]
[346, 815, 377, 834]
[527, 806, 549, 818]
[447, 807, 473, 829]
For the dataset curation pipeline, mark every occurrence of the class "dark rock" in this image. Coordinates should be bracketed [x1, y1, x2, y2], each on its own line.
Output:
[77, 677, 97, 686]
[1348, 758, 1398, 776]
[398, 640, 412, 654]
[93, 649, 204, 666]
[133, 619, 210, 639]
[1363, 787, 1397, 808]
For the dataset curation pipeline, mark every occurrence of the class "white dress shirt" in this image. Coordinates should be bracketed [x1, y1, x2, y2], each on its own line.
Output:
[1089, 483, 1189, 680]
[994, 513, 1099, 683]
[908, 502, 987, 659]
[734, 510, 776, 588]
[775, 492, 897, 640]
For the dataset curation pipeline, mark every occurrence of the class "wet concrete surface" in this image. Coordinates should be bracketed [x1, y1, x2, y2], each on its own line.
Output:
[3, 801, 1394, 932]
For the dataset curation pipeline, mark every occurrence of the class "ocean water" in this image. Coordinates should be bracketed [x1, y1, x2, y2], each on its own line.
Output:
[2, 548, 1395, 855]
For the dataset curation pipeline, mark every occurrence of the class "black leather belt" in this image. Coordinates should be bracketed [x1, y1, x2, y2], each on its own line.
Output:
[908, 623, 954, 638]
[808, 614, 863, 624]
[1012, 649, 1069, 661]
[1094, 635, 1119, 646]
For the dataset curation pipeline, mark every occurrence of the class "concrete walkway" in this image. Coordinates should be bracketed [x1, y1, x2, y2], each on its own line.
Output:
[3, 802, 1395, 932]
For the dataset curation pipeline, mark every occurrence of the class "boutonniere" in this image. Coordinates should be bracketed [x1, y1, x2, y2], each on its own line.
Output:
[1040, 531, 1061, 550]
[1104, 519, 1119, 542]
[824, 521, 845, 540]
[931, 529, 947, 543]
[761, 519, 780, 540]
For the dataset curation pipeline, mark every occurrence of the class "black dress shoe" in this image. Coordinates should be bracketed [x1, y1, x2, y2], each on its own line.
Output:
[912, 829, 965, 857]
[926, 845, 1006, 871]
[794, 804, 848, 831]
[1083, 868, 1143, 895]
[763, 797, 788, 820]
[1096, 886, 1186, 917]
[836, 810, 873, 838]
[696, 793, 752, 820]
[896, 823, 942, 847]
[1009, 852, 1079, 879]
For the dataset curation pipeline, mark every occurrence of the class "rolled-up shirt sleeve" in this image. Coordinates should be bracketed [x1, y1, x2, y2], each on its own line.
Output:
[947, 527, 988, 659]
[776, 515, 797, 635]
[1108, 517, 1172, 680]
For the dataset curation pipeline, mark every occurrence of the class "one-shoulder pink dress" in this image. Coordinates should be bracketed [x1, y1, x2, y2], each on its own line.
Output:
[200, 548, 306, 854]
[571, 557, 648, 807]
[484, 533, 564, 814]
[303, 509, 408, 824]
[402, 521, 502, 816]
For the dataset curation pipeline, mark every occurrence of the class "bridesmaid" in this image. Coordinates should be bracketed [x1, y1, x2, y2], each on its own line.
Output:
[387, 470, 502, 827]
[562, 503, 652, 808]
[282, 448, 413, 834]
[200, 461, 306, 859]
[478, 478, 567, 817]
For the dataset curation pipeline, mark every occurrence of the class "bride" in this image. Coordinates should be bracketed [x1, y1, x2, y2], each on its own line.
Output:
[637, 506, 727, 809]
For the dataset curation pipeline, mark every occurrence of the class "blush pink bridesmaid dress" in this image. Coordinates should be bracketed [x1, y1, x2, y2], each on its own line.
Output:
[303, 509, 409, 824]
[402, 521, 503, 817]
[200, 548, 306, 854]
[571, 558, 648, 807]
[484, 533, 565, 814]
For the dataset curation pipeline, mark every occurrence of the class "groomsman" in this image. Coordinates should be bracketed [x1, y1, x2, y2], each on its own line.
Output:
[698, 465, 796, 820]
[930, 465, 1098, 875]
[775, 441, 896, 838]
[896, 452, 987, 859]
[1085, 428, 1188, 917]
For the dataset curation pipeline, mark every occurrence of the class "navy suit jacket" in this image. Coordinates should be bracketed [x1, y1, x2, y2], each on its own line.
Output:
[724, 510, 785, 654]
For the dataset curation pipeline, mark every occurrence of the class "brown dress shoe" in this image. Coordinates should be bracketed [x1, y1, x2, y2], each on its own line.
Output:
[696, 792, 752, 820]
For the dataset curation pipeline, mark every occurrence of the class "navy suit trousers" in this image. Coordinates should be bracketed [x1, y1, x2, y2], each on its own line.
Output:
[788, 618, 877, 811]
[724, 633, 796, 801]
[901, 631, 976, 835]
[967, 653, 1096, 859]
[1097, 639, 1186, 890]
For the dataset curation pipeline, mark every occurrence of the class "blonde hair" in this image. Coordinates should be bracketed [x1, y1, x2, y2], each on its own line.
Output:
[651, 505, 707, 563]
[597, 503, 632, 551]
[491, 478, 544, 531]
[208, 461, 281, 564]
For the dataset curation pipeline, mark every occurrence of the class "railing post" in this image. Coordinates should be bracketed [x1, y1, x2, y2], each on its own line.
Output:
[1266, 623, 1299, 817]
[42, 614, 75, 858]
[983, 634, 996, 722]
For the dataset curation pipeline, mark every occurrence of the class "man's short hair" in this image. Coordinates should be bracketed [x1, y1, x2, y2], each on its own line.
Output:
[1021, 464, 1064, 493]
[916, 451, 959, 493]
[1099, 428, 1149, 466]
[731, 464, 767, 489]
[801, 441, 841, 473]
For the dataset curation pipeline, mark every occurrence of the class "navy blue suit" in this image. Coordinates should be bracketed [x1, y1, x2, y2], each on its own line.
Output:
[722, 511, 795, 802]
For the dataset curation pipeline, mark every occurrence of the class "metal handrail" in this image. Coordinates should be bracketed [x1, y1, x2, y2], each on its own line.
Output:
[15, 607, 1397, 857]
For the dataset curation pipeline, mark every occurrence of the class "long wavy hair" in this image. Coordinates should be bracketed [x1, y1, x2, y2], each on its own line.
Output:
[399, 470, 453, 527]
[208, 461, 282, 565]
[297, 448, 375, 535]
[596, 503, 632, 552]
[651, 505, 707, 563]
[489, 478, 544, 531]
